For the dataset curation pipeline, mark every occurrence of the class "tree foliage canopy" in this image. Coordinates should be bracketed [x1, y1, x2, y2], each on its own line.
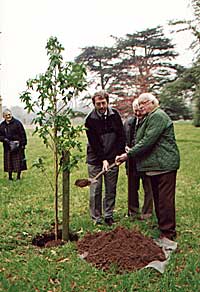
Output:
[165, 0, 200, 125]
[76, 26, 183, 118]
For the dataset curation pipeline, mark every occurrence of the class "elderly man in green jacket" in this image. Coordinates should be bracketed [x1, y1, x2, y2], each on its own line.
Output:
[116, 93, 180, 241]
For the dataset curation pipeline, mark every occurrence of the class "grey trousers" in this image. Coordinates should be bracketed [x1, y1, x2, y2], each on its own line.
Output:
[88, 164, 119, 221]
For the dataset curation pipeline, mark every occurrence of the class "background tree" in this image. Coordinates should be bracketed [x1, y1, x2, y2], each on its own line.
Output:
[159, 82, 192, 120]
[76, 27, 181, 118]
[20, 37, 87, 240]
[168, 0, 200, 125]
[159, 64, 193, 120]
[109, 26, 181, 117]
[75, 46, 118, 90]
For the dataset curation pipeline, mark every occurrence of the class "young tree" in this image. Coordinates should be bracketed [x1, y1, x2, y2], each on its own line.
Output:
[20, 37, 87, 241]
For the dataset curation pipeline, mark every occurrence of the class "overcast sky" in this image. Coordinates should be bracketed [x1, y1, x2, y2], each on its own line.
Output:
[0, 0, 194, 108]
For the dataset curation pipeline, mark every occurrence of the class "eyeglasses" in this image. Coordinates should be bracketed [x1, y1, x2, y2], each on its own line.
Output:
[139, 100, 151, 107]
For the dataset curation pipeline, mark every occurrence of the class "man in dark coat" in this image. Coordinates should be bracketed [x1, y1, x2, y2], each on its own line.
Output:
[0, 109, 27, 180]
[124, 99, 153, 221]
[85, 90, 125, 226]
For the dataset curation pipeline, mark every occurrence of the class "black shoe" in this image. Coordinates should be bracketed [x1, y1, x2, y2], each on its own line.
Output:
[95, 218, 103, 225]
[8, 172, 13, 180]
[104, 217, 114, 226]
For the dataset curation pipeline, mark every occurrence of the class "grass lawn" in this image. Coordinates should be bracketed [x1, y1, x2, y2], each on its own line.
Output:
[0, 122, 199, 292]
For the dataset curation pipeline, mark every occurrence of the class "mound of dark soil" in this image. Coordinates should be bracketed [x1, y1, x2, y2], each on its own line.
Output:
[77, 226, 166, 273]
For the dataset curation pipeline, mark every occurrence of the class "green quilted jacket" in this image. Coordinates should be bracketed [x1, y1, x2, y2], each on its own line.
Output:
[127, 107, 180, 172]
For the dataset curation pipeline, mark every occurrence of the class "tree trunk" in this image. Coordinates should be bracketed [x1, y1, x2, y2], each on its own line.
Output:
[62, 150, 70, 241]
[54, 151, 59, 241]
[53, 122, 59, 241]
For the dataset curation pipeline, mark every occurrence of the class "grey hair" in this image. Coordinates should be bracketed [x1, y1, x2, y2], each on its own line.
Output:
[3, 109, 12, 115]
[138, 93, 159, 106]
[132, 98, 139, 110]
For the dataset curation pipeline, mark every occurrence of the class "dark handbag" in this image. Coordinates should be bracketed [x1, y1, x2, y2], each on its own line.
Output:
[9, 141, 20, 152]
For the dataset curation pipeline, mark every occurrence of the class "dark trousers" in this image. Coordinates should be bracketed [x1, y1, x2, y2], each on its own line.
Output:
[128, 173, 153, 215]
[127, 159, 153, 216]
[150, 171, 177, 238]
[128, 172, 140, 214]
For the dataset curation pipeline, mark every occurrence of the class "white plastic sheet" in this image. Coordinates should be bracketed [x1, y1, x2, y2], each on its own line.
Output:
[144, 237, 178, 273]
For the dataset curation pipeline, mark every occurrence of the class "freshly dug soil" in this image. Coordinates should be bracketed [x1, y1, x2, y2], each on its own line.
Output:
[77, 226, 166, 273]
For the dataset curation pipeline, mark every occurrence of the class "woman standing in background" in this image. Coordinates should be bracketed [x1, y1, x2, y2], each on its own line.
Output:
[0, 109, 27, 180]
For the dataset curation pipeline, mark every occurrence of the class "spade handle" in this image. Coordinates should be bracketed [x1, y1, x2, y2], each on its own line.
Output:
[93, 162, 117, 180]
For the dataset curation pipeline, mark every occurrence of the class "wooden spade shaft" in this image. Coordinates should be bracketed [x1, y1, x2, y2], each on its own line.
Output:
[75, 162, 117, 188]
[92, 162, 116, 180]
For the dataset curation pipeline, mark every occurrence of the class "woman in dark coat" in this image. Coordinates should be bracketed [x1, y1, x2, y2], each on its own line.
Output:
[0, 109, 27, 180]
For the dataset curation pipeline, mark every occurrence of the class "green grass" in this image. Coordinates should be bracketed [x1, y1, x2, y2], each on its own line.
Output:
[0, 122, 199, 292]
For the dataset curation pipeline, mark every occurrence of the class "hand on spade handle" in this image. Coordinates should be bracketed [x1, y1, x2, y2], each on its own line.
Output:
[94, 161, 117, 181]
[75, 161, 121, 188]
[115, 153, 128, 165]
[78, 161, 119, 187]
[102, 160, 109, 172]
[95, 160, 123, 181]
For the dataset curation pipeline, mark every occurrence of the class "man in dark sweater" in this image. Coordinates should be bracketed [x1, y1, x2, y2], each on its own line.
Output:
[85, 90, 125, 225]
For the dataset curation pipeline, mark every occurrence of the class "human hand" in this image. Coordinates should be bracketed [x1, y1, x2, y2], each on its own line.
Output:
[125, 146, 130, 153]
[115, 153, 128, 164]
[102, 160, 109, 171]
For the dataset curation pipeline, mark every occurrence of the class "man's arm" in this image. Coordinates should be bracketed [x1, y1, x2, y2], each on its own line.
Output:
[128, 112, 171, 158]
